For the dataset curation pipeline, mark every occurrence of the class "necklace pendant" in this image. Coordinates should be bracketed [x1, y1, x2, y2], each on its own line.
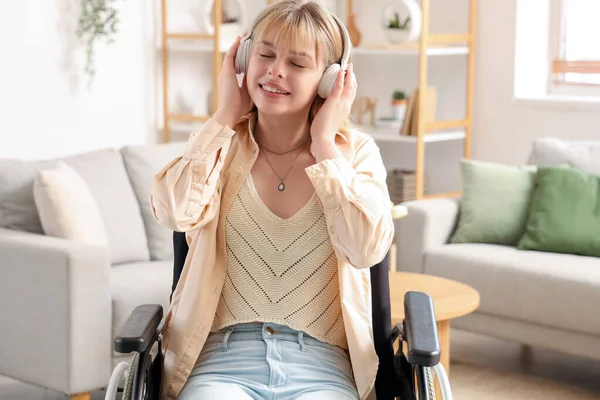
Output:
[278, 182, 285, 191]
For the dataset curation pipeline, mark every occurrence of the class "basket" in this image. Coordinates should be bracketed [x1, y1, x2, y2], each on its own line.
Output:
[386, 170, 430, 204]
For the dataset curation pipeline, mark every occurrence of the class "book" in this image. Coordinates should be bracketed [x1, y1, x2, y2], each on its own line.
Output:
[400, 87, 438, 136]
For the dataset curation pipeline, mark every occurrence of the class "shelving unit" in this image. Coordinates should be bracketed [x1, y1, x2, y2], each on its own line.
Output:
[350, 0, 476, 200]
[159, 0, 278, 143]
[158, 0, 476, 200]
[408, 0, 477, 200]
[159, 0, 224, 143]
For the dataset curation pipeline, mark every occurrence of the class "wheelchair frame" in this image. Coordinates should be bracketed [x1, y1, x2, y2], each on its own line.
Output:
[107, 290, 452, 400]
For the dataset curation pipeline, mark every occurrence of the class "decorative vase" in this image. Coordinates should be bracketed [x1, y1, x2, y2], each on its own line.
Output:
[385, 29, 411, 44]
[391, 99, 407, 120]
[382, 0, 422, 44]
[204, 0, 246, 44]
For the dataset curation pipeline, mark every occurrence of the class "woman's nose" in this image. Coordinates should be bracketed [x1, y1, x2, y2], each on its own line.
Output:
[267, 59, 285, 78]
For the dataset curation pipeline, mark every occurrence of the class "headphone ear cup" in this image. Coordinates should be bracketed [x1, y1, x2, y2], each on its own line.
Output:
[235, 38, 252, 74]
[318, 64, 341, 98]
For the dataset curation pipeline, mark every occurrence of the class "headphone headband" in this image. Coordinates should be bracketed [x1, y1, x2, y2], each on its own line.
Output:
[242, 4, 351, 70]
[329, 12, 351, 70]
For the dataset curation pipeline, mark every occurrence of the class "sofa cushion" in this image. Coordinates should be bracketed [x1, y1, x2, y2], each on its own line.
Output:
[528, 137, 600, 175]
[0, 157, 56, 234]
[121, 142, 187, 260]
[424, 244, 600, 336]
[450, 159, 537, 246]
[33, 162, 109, 247]
[519, 166, 600, 257]
[110, 260, 173, 354]
[0, 149, 150, 265]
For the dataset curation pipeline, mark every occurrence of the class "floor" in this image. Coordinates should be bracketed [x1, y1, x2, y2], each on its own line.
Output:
[451, 329, 600, 395]
[1, 328, 600, 399]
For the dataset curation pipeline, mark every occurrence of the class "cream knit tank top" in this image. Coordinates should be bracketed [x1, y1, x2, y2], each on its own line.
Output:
[211, 174, 347, 349]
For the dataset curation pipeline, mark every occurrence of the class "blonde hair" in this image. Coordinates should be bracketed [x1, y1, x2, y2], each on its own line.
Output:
[247, 0, 353, 136]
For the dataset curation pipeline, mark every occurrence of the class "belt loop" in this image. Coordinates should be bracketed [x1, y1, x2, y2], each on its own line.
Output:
[222, 327, 234, 351]
[298, 331, 307, 352]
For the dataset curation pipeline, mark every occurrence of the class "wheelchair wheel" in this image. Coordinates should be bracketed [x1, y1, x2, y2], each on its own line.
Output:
[122, 353, 139, 400]
[105, 353, 139, 400]
[425, 367, 436, 400]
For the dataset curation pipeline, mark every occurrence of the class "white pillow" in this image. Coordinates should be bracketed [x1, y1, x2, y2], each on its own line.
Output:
[33, 162, 109, 247]
[528, 137, 600, 175]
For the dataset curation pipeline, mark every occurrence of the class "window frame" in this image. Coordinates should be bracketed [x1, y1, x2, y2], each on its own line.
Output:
[548, 0, 600, 97]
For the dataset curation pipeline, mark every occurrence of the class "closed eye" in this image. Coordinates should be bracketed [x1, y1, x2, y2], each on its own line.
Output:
[258, 52, 306, 68]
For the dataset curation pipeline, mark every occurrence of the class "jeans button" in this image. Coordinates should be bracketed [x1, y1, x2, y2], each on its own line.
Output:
[266, 327, 274, 335]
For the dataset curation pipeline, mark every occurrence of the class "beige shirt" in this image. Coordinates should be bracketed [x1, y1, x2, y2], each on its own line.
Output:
[213, 174, 347, 349]
[150, 112, 395, 400]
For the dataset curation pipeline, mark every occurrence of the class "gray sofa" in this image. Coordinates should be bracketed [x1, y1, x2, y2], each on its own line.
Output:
[395, 137, 600, 361]
[0, 141, 186, 397]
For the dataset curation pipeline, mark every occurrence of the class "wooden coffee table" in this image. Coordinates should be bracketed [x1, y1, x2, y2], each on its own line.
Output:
[389, 271, 480, 397]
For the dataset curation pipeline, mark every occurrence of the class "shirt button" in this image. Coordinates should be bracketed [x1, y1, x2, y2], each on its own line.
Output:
[266, 327, 274, 335]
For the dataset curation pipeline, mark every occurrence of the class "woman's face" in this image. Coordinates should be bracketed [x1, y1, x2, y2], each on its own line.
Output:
[245, 27, 326, 116]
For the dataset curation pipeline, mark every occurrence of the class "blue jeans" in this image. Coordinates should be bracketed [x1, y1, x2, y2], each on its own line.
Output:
[178, 322, 359, 399]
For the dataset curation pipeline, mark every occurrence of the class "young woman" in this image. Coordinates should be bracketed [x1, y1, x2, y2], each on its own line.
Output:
[150, 1, 394, 399]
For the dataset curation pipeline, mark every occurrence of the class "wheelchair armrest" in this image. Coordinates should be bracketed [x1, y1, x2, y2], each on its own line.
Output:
[114, 304, 164, 354]
[403, 291, 440, 367]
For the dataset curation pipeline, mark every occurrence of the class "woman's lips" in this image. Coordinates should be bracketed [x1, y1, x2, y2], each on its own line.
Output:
[259, 83, 291, 99]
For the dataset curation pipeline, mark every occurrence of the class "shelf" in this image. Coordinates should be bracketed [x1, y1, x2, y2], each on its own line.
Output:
[165, 121, 208, 134]
[359, 125, 466, 143]
[169, 113, 210, 123]
[166, 32, 214, 40]
[159, 40, 469, 57]
[423, 191, 462, 199]
[354, 44, 469, 56]
[161, 39, 231, 53]
[163, 120, 464, 144]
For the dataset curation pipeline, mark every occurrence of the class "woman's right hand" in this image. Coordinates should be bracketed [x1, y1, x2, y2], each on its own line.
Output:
[212, 36, 252, 128]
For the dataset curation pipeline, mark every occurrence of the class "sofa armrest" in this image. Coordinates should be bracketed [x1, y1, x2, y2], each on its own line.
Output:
[0, 227, 112, 395]
[395, 198, 459, 273]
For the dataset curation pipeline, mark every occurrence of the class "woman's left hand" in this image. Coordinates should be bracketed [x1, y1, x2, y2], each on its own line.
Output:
[310, 63, 357, 142]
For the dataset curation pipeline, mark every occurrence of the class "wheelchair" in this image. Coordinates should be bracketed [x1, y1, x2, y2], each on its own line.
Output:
[105, 231, 453, 400]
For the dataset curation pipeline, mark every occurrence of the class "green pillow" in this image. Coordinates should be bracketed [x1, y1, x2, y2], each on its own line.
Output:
[450, 159, 537, 245]
[518, 166, 600, 257]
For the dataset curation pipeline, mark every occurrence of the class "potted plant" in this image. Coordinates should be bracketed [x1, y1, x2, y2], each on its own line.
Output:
[76, 0, 121, 81]
[381, 0, 422, 44]
[391, 90, 407, 119]
[386, 12, 411, 44]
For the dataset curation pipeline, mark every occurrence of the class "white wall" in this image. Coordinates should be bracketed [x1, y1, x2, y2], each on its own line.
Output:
[1, 0, 597, 177]
[473, 0, 600, 166]
[0, 0, 155, 160]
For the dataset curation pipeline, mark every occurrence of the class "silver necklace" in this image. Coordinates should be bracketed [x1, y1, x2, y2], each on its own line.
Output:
[260, 142, 307, 191]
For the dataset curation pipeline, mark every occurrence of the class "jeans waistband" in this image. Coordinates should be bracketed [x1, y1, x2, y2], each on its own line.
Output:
[207, 322, 339, 352]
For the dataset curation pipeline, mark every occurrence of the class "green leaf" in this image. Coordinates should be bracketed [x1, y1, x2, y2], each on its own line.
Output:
[77, 0, 123, 81]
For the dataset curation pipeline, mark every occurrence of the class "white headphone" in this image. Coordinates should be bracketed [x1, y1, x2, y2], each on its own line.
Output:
[234, 7, 352, 98]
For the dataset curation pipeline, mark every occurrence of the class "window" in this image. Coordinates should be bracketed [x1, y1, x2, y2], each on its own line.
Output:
[550, 0, 600, 93]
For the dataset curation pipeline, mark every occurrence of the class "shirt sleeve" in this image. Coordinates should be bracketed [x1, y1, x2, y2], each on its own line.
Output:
[150, 118, 236, 232]
[304, 138, 395, 269]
